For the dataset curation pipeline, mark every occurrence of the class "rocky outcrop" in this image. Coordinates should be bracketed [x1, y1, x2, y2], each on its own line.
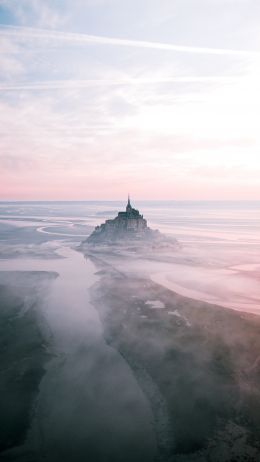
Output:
[86, 198, 157, 243]
[82, 198, 180, 252]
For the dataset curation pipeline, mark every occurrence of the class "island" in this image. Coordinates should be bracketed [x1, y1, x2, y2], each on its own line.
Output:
[84, 196, 179, 250]
[79, 199, 260, 461]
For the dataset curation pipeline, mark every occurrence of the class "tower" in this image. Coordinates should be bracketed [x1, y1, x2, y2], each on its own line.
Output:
[126, 194, 132, 213]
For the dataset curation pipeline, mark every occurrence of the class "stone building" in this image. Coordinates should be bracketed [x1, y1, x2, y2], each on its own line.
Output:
[87, 196, 150, 243]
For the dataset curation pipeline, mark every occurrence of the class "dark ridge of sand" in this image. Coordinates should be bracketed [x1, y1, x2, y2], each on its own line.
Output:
[89, 267, 260, 462]
[0, 271, 57, 456]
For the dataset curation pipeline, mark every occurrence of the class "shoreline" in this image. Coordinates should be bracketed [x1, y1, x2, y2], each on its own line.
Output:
[0, 271, 57, 457]
[86, 249, 260, 461]
[1, 247, 158, 462]
[1, 238, 260, 461]
[151, 271, 260, 316]
[82, 241, 260, 317]
[1, 205, 260, 461]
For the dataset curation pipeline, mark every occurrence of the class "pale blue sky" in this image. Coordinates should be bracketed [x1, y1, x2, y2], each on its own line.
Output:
[0, 0, 259, 199]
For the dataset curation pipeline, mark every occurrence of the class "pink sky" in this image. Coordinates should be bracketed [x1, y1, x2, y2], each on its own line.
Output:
[0, 0, 260, 200]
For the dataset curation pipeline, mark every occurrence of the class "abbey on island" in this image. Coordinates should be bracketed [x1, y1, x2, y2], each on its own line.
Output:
[87, 196, 153, 243]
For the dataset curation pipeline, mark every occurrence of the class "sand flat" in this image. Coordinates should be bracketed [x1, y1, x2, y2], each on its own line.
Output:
[89, 260, 260, 461]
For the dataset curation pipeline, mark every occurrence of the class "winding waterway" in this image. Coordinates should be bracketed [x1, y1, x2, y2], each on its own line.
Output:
[0, 243, 156, 461]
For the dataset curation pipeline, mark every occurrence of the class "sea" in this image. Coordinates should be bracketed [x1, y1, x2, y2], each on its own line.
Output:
[0, 200, 260, 460]
[0, 200, 259, 242]
[0, 200, 260, 313]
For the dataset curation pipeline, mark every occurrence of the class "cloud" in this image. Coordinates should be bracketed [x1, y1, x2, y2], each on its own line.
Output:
[0, 154, 36, 171]
[0, 76, 244, 92]
[0, 1, 259, 199]
[0, 38, 25, 79]
[1, 25, 259, 57]
[0, 0, 67, 29]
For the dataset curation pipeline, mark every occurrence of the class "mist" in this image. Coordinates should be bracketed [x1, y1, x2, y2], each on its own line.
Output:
[0, 201, 260, 461]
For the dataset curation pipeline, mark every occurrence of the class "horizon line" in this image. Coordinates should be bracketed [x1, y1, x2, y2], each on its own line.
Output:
[0, 199, 259, 203]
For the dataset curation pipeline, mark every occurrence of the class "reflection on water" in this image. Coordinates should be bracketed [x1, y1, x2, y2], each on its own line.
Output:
[1, 200, 260, 242]
[0, 201, 260, 460]
[0, 244, 156, 461]
[0, 200, 260, 315]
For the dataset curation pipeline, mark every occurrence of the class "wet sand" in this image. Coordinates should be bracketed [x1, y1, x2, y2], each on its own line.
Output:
[1, 206, 260, 462]
[0, 248, 157, 462]
[85, 243, 260, 315]
[0, 271, 57, 455]
[151, 266, 260, 314]
[88, 254, 260, 461]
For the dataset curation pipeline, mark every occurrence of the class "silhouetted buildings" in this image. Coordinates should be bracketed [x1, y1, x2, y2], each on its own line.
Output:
[87, 196, 153, 243]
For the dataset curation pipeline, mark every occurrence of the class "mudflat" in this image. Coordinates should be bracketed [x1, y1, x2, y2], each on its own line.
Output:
[90, 264, 260, 461]
[0, 271, 57, 456]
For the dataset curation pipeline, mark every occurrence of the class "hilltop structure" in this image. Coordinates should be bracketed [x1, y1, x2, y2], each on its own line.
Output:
[87, 196, 159, 244]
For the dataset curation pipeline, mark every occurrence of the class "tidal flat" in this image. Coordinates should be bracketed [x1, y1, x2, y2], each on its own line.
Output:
[0, 201, 260, 461]
[0, 271, 57, 455]
[89, 261, 260, 461]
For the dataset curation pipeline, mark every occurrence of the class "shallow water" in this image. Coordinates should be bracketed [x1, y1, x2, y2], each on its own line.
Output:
[1, 201, 260, 460]
[0, 200, 260, 314]
[0, 243, 156, 461]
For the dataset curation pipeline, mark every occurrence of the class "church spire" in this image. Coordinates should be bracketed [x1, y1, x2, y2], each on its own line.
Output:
[126, 194, 132, 212]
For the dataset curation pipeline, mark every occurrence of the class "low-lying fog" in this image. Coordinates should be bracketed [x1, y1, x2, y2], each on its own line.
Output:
[0, 200, 260, 461]
[0, 225, 156, 460]
[1, 201, 259, 314]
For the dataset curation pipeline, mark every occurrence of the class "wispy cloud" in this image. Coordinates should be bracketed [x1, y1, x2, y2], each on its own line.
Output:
[0, 76, 243, 92]
[0, 37, 25, 79]
[0, 154, 36, 171]
[0, 1, 259, 199]
[1, 25, 259, 57]
[0, 0, 67, 29]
